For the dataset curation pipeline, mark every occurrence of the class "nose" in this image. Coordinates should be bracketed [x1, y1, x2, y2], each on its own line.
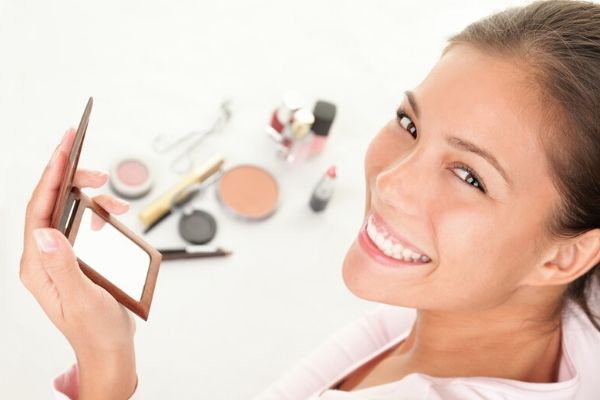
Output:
[374, 153, 428, 216]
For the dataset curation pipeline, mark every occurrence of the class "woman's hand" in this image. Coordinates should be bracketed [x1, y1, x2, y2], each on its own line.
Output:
[20, 128, 138, 399]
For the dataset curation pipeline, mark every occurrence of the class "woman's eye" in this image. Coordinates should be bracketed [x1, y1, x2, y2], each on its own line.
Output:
[396, 110, 417, 139]
[452, 165, 486, 193]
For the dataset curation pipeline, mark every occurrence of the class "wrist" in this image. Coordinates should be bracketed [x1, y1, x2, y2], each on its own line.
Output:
[76, 347, 137, 400]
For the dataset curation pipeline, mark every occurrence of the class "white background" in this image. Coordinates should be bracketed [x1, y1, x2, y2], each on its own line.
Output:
[0, 1, 530, 398]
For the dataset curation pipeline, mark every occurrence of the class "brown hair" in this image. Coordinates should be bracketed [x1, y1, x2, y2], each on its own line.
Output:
[446, 0, 600, 329]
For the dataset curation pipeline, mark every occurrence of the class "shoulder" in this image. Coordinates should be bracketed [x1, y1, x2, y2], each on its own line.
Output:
[561, 300, 600, 398]
[562, 299, 600, 344]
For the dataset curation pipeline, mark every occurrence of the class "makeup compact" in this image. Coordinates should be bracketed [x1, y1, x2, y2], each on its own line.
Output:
[178, 209, 217, 244]
[50, 98, 162, 320]
[110, 157, 154, 199]
[216, 165, 279, 221]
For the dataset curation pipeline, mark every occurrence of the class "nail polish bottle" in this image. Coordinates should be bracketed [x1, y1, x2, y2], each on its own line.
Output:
[280, 108, 314, 162]
[308, 100, 337, 157]
[269, 91, 305, 134]
[309, 166, 337, 212]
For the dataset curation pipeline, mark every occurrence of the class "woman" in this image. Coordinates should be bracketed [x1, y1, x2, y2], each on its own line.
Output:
[20, 1, 600, 398]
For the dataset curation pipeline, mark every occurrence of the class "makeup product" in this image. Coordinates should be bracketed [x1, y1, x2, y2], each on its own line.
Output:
[158, 245, 231, 261]
[284, 108, 315, 162]
[143, 169, 223, 234]
[51, 97, 161, 321]
[153, 100, 232, 173]
[109, 157, 154, 199]
[139, 153, 224, 232]
[309, 100, 337, 156]
[289, 108, 314, 140]
[309, 165, 337, 212]
[217, 165, 279, 221]
[268, 91, 305, 134]
[178, 209, 217, 244]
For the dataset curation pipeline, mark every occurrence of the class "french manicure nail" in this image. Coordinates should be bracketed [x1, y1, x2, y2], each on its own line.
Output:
[115, 198, 130, 207]
[92, 170, 109, 178]
[33, 229, 59, 253]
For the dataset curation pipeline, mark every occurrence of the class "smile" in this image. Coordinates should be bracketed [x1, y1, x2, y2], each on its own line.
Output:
[358, 212, 431, 266]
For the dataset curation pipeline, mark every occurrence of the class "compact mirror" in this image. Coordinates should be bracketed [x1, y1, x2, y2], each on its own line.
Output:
[74, 207, 151, 301]
[51, 98, 161, 320]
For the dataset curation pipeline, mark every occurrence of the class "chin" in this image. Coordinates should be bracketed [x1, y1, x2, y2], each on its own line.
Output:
[342, 236, 438, 307]
[342, 240, 379, 301]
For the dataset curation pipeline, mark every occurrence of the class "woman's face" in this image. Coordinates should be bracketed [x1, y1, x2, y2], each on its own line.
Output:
[342, 45, 561, 312]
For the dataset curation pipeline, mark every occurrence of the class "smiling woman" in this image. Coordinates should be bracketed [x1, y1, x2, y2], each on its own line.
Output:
[19, 0, 600, 399]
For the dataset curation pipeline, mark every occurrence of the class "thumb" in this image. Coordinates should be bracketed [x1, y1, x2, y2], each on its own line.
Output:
[33, 228, 87, 299]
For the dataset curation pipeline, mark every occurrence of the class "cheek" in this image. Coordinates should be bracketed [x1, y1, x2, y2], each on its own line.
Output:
[428, 201, 540, 310]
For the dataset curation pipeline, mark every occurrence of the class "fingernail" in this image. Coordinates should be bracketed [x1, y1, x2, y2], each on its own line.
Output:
[33, 229, 59, 253]
[114, 197, 130, 207]
[91, 170, 109, 179]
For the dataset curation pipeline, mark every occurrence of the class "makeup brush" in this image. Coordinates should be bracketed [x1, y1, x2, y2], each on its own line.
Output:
[157, 245, 231, 261]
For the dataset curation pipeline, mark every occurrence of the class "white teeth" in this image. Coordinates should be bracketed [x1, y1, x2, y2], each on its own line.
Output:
[382, 239, 392, 251]
[367, 222, 377, 238]
[375, 233, 385, 247]
[366, 216, 430, 263]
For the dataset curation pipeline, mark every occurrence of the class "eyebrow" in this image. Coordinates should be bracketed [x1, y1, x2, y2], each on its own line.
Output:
[404, 90, 420, 118]
[404, 90, 512, 188]
[446, 136, 512, 188]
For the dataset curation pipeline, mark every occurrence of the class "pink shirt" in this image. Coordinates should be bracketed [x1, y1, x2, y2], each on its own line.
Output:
[54, 301, 600, 399]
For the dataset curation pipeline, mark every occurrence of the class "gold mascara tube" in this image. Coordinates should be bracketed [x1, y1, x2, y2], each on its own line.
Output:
[139, 153, 224, 231]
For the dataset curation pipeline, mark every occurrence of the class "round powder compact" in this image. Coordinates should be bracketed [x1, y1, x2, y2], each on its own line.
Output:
[217, 165, 279, 221]
[178, 209, 217, 244]
[110, 157, 154, 199]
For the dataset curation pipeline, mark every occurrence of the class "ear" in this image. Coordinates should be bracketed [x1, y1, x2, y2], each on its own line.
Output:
[521, 228, 600, 287]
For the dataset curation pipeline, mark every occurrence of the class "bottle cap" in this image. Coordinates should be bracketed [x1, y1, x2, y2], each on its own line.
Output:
[326, 165, 337, 178]
[276, 91, 305, 125]
[291, 108, 315, 139]
[312, 100, 337, 137]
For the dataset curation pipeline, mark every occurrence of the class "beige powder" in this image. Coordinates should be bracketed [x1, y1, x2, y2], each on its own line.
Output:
[217, 165, 278, 220]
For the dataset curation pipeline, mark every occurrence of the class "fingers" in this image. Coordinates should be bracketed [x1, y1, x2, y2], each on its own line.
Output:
[73, 169, 109, 189]
[92, 194, 130, 215]
[25, 129, 76, 231]
[31, 228, 87, 302]
[25, 127, 111, 233]
[91, 214, 107, 231]
[90, 194, 129, 231]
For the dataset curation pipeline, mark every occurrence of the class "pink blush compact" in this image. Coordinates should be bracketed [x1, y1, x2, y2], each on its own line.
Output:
[110, 157, 154, 199]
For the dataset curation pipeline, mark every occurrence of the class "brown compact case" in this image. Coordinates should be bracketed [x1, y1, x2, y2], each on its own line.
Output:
[50, 97, 161, 320]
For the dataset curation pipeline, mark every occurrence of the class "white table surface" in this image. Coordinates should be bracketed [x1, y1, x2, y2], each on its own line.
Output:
[0, 1, 528, 398]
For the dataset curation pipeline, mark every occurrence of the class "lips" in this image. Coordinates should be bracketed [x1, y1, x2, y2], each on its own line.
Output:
[358, 211, 431, 267]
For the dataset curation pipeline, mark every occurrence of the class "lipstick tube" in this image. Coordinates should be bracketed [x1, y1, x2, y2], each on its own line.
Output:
[309, 165, 337, 212]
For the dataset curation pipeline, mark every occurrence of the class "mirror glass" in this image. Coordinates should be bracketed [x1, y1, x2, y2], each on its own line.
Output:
[73, 208, 151, 301]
